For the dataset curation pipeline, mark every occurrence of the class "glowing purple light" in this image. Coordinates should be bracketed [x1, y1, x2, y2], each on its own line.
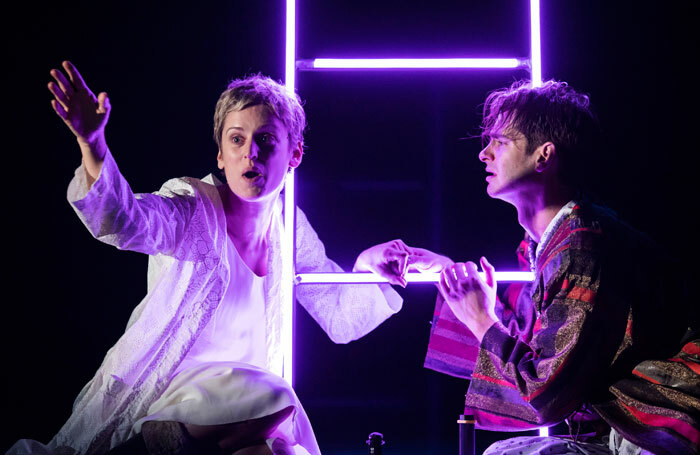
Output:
[283, 0, 545, 387]
[281, 0, 297, 386]
[281, 171, 295, 385]
[530, 0, 542, 87]
[295, 271, 534, 284]
[285, 0, 296, 93]
[283, 0, 296, 384]
[301, 58, 524, 70]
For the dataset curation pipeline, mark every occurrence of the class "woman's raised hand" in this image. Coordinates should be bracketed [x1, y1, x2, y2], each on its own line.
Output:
[48, 61, 111, 182]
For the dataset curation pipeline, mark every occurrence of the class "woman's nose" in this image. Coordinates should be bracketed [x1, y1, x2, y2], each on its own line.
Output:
[245, 142, 259, 160]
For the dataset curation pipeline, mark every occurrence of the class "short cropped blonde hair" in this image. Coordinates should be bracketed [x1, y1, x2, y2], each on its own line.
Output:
[213, 74, 306, 150]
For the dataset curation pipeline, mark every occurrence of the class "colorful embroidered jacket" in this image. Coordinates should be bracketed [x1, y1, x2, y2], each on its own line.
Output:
[424, 202, 698, 455]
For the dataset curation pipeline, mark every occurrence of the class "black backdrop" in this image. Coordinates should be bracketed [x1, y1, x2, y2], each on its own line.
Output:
[4, 1, 697, 454]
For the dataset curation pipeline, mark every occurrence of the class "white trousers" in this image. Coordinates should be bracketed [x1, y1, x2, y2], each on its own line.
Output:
[133, 362, 319, 455]
[8, 362, 318, 455]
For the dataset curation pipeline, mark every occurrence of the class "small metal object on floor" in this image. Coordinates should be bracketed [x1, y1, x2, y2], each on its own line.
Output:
[366, 432, 385, 455]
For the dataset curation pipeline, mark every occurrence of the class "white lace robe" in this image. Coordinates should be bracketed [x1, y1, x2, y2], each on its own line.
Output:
[13, 150, 401, 454]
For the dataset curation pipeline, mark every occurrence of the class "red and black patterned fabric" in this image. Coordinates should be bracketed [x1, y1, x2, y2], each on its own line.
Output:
[424, 203, 697, 454]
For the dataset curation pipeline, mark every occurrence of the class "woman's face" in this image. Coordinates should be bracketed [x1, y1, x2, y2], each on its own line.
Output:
[217, 105, 302, 202]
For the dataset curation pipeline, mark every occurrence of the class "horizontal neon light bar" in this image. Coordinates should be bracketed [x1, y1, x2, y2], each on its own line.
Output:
[295, 271, 534, 284]
[298, 58, 525, 70]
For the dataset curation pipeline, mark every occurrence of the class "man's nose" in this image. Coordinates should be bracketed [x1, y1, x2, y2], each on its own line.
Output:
[478, 145, 491, 162]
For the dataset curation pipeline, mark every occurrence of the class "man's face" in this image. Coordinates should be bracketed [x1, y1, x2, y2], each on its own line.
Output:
[478, 120, 539, 203]
[217, 104, 302, 202]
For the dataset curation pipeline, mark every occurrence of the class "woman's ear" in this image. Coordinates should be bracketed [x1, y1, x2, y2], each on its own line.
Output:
[217, 149, 225, 170]
[289, 142, 304, 169]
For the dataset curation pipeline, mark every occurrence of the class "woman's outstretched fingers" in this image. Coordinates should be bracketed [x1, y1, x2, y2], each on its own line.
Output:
[51, 99, 68, 120]
[50, 67, 74, 97]
[97, 92, 111, 115]
[63, 60, 89, 92]
[48, 80, 69, 109]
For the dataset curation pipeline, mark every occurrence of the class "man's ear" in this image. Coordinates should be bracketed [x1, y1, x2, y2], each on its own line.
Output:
[535, 142, 556, 172]
[289, 142, 304, 169]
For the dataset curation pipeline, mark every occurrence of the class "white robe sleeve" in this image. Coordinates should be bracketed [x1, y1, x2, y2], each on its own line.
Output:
[294, 207, 403, 344]
[67, 150, 197, 256]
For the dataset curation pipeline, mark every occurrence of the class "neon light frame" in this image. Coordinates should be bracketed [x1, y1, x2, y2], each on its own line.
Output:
[282, 0, 543, 386]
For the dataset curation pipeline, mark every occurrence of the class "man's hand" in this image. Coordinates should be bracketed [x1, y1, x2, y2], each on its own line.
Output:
[438, 257, 498, 341]
[354, 239, 412, 287]
[48, 61, 111, 183]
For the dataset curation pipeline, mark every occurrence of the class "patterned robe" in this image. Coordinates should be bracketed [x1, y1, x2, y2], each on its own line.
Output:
[424, 202, 698, 455]
[10, 149, 402, 455]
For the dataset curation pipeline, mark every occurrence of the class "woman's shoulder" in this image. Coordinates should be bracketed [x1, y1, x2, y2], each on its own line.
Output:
[154, 174, 223, 203]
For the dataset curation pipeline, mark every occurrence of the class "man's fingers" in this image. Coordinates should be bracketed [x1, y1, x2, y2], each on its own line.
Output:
[480, 256, 496, 288]
[50, 68, 74, 97]
[464, 261, 482, 284]
[63, 61, 89, 91]
[445, 265, 461, 294]
[454, 262, 469, 281]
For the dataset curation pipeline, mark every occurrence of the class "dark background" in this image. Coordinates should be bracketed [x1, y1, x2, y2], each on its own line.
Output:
[4, 1, 697, 454]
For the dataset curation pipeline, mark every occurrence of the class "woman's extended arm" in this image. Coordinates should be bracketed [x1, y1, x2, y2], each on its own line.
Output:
[51, 61, 198, 256]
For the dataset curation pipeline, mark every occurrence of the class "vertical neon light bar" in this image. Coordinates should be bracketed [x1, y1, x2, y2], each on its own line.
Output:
[530, 0, 542, 87]
[285, 0, 296, 93]
[282, 0, 296, 386]
[531, 1, 546, 437]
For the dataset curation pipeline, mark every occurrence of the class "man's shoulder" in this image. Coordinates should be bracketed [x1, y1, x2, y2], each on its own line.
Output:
[540, 203, 606, 257]
[570, 202, 656, 250]
[540, 202, 635, 264]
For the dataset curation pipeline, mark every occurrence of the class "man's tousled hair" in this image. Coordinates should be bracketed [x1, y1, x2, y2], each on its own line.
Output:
[481, 80, 601, 190]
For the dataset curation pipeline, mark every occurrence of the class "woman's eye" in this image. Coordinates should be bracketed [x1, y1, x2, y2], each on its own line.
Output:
[231, 136, 242, 144]
[260, 134, 276, 145]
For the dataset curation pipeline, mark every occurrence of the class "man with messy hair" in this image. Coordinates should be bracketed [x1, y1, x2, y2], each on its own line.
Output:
[373, 80, 698, 454]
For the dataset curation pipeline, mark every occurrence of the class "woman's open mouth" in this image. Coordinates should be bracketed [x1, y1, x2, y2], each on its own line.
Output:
[243, 170, 262, 180]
